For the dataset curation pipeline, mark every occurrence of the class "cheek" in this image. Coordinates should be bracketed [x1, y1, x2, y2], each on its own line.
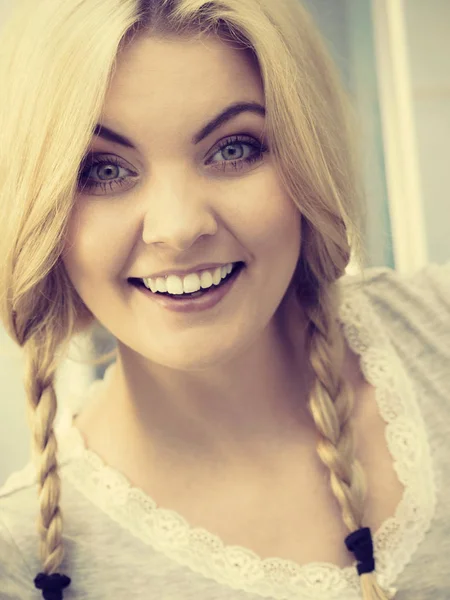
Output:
[62, 203, 130, 287]
[228, 174, 301, 254]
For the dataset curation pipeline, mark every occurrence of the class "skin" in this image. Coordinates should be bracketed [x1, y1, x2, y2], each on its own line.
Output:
[63, 33, 322, 479]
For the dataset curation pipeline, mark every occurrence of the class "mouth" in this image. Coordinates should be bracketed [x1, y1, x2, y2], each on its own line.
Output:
[128, 261, 246, 314]
[128, 261, 246, 299]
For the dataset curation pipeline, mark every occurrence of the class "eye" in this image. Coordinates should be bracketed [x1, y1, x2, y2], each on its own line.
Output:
[206, 135, 269, 172]
[76, 134, 269, 195]
[77, 155, 137, 194]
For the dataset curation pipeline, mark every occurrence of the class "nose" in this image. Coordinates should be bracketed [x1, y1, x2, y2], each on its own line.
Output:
[140, 175, 219, 250]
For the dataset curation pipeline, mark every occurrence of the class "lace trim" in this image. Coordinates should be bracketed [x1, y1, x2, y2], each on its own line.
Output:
[51, 285, 435, 599]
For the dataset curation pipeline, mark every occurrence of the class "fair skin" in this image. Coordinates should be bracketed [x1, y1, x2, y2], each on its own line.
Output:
[63, 33, 319, 474]
[63, 33, 404, 567]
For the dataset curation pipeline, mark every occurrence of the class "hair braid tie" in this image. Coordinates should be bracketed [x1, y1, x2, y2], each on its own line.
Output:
[34, 573, 71, 600]
[345, 527, 375, 575]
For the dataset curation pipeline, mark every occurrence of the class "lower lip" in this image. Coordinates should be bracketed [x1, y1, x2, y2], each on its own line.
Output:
[133, 264, 245, 313]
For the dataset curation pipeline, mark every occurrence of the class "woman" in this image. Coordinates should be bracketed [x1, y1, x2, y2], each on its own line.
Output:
[0, 0, 448, 598]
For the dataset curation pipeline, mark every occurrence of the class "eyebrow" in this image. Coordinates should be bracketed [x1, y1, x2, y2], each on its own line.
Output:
[93, 101, 266, 149]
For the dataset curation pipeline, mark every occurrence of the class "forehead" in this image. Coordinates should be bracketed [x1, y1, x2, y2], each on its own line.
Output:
[104, 34, 264, 120]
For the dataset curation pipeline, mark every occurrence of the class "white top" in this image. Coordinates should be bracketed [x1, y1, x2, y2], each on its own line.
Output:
[1, 262, 449, 600]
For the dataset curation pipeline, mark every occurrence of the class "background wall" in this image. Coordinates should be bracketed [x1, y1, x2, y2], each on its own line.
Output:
[304, 0, 394, 270]
[403, 0, 450, 264]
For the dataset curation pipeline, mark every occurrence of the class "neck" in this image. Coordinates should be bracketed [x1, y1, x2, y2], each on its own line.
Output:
[106, 303, 316, 469]
[75, 294, 323, 478]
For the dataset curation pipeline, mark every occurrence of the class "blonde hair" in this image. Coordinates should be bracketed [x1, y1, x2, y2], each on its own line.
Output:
[0, 0, 391, 598]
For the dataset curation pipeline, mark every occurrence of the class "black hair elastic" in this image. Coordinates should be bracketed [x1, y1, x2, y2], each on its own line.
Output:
[34, 572, 71, 600]
[344, 526, 375, 575]
[345, 527, 375, 576]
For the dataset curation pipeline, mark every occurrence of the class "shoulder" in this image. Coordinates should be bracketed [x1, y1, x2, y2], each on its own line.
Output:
[341, 262, 450, 340]
[339, 262, 450, 403]
[342, 261, 450, 296]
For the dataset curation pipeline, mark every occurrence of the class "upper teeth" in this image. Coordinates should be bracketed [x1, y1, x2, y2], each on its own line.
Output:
[142, 262, 236, 295]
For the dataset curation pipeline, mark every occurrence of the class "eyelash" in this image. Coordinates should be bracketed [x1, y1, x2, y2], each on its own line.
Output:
[78, 135, 269, 194]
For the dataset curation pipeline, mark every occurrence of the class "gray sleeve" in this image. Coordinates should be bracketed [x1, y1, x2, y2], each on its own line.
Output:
[0, 515, 36, 600]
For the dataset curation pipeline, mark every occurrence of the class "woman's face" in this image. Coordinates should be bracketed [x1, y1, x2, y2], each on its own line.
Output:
[62, 34, 303, 370]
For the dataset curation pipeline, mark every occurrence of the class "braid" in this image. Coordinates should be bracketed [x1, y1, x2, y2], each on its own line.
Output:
[303, 282, 394, 599]
[23, 337, 71, 600]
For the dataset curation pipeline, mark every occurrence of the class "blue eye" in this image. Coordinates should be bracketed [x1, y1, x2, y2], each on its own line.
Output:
[77, 155, 136, 194]
[207, 135, 268, 172]
[77, 134, 269, 194]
